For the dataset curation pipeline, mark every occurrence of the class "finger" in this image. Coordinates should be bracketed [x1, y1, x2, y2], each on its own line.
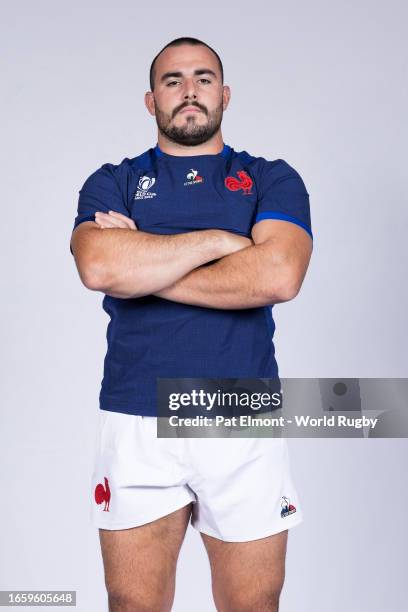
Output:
[108, 211, 137, 230]
[97, 221, 118, 228]
[127, 219, 137, 230]
[95, 212, 112, 221]
[95, 212, 127, 228]
[95, 211, 137, 230]
[107, 211, 129, 220]
[94, 214, 121, 229]
[96, 219, 134, 230]
[96, 211, 134, 229]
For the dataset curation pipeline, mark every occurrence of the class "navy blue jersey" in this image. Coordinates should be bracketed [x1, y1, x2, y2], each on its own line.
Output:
[71, 144, 312, 416]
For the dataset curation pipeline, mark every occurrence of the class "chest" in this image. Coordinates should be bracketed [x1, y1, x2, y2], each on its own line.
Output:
[128, 163, 258, 236]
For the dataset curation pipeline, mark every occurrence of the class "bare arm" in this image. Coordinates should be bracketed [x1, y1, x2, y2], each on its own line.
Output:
[70, 212, 251, 299]
[153, 220, 313, 309]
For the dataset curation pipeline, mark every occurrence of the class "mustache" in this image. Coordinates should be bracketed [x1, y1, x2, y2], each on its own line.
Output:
[173, 102, 207, 117]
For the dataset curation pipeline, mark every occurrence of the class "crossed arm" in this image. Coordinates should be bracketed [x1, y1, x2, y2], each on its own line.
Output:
[70, 210, 313, 309]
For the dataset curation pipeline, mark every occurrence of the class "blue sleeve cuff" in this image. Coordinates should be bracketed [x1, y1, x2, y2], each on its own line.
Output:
[254, 211, 313, 239]
[70, 215, 97, 254]
[73, 214, 96, 230]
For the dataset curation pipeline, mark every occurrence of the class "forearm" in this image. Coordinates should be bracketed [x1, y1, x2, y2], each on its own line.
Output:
[154, 242, 292, 309]
[82, 228, 227, 298]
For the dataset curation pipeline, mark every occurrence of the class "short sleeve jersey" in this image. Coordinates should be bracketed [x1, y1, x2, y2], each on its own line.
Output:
[71, 144, 312, 416]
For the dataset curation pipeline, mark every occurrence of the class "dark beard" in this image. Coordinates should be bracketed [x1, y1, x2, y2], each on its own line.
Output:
[155, 102, 223, 147]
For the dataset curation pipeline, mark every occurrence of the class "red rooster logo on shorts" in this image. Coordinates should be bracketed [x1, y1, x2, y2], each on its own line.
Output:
[94, 476, 111, 511]
[224, 170, 253, 195]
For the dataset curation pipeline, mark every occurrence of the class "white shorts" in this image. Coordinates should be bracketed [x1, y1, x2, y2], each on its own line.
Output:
[90, 410, 304, 542]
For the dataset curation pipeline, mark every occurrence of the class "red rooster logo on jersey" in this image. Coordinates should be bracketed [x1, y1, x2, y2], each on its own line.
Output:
[224, 170, 253, 195]
[94, 476, 111, 511]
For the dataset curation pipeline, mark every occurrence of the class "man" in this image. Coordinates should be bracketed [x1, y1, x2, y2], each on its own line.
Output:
[71, 36, 313, 612]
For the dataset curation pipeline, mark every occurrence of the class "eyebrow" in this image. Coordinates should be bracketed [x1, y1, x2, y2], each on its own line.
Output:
[160, 68, 218, 83]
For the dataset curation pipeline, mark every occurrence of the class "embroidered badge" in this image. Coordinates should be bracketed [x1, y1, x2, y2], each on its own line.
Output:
[184, 169, 204, 186]
[134, 175, 157, 200]
[224, 170, 253, 195]
[94, 476, 111, 512]
[280, 496, 296, 518]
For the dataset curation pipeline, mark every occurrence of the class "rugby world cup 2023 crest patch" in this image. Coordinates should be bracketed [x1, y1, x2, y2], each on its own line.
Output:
[135, 175, 157, 200]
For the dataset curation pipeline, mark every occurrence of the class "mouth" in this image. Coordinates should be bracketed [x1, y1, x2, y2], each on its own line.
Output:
[179, 106, 202, 114]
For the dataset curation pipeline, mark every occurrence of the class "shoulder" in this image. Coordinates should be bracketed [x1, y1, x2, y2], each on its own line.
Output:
[244, 151, 306, 192]
[234, 151, 300, 177]
[230, 148, 310, 198]
[80, 147, 156, 189]
[231, 148, 305, 184]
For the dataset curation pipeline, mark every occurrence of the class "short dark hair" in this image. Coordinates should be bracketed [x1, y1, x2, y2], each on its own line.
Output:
[149, 37, 224, 91]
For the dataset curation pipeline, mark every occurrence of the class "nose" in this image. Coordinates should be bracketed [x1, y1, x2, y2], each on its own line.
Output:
[182, 77, 198, 100]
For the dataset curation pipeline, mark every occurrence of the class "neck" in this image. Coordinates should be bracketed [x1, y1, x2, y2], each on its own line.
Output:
[156, 131, 224, 157]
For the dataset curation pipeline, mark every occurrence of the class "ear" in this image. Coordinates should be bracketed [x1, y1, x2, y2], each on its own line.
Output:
[222, 85, 231, 111]
[145, 91, 156, 116]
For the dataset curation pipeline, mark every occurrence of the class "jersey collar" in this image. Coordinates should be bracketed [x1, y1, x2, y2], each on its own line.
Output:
[154, 143, 231, 159]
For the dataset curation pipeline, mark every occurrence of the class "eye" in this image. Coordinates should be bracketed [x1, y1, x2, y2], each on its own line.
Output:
[166, 81, 180, 87]
[199, 78, 211, 84]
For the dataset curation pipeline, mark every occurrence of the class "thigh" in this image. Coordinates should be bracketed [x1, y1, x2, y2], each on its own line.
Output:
[201, 529, 288, 611]
[99, 502, 193, 611]
[189, 437, 303, 542]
